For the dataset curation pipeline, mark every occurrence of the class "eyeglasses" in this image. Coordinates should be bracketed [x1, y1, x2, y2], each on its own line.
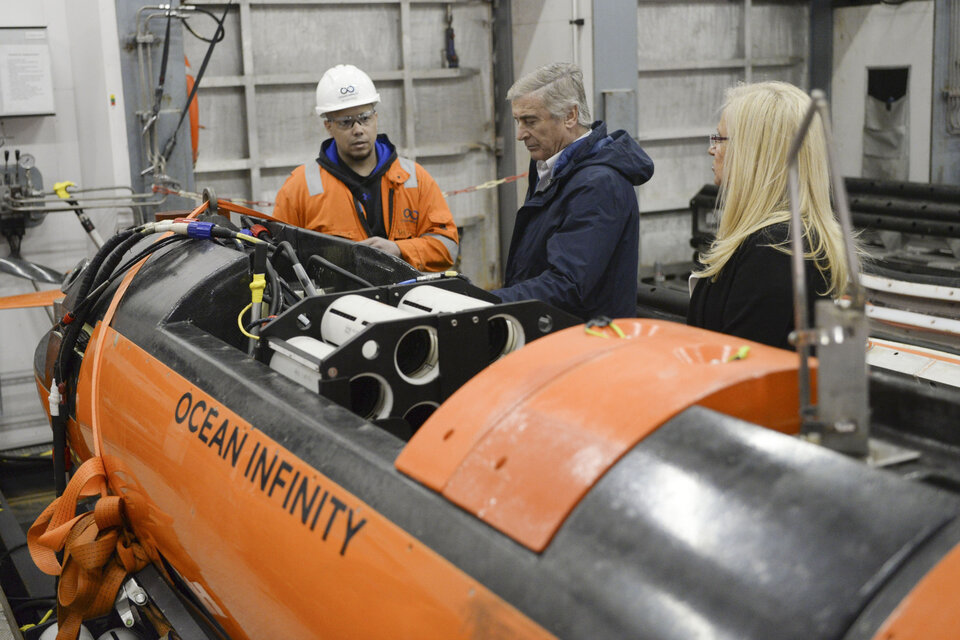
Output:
[326, 109, 376, 130]
[708, 134, 729, 149]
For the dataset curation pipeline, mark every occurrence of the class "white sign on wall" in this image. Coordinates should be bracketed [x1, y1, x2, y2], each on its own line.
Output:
[0, 27, 55, 117]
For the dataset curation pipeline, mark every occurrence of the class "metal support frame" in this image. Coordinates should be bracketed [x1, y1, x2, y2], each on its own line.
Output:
[189, 0, 488, 189]
[809, 0, 832, 99]
[932, 0, 960, 183]
[787, 90, 870, 457]
[592, 0, 637, 137]
[400, 2, 417, 161]
[635, 1, 808, 149]
[493, 0, 516, 280]
[238, 2, 263, 202]
[116, 0, 197, 214]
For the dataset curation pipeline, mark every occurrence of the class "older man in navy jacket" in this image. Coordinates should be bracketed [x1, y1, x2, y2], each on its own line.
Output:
[493, 63, 654, 320]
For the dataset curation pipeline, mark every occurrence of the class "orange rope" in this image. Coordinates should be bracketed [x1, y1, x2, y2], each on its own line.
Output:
[28, 458, 151, 640]
[153, 171, 530, 207]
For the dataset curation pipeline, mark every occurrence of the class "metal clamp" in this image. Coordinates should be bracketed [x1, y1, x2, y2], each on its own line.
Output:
[202, 187, 218, 215]
[115, 576, 149, 628]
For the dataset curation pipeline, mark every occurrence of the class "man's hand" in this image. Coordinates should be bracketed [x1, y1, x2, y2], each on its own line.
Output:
[358, 236, 401, 258]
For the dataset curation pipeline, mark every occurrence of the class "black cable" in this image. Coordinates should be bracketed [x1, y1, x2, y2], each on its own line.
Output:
[277, 276, 300, 306]
[160, 1, 231, 161]
[50, 230, 156, 495]
[182, 7, 227, 44]
[11, 597, 57, 617]
[75, 230, 138, 307]
[57, 233, 186, 383]
[151, 8, 174, 120]
[244, 316, 274, 331]
[47, 232, 136, 495]
[109, 235, 189, 280]
[90, 233, 150, 293]
[0, 452, 51, 467]
[57, 233, 145, 383]
[274, 241, 320, 295]
[264, 260, 282, 315]
[307, 254, 374, 288]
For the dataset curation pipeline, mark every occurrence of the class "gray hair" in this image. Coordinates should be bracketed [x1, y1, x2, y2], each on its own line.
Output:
[507, 62, 592, 127]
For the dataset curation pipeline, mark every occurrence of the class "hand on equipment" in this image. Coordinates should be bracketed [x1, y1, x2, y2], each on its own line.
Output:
[358, 236, 401, 258]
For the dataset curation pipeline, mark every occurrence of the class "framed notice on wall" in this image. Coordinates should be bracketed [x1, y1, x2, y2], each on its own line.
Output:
[0, 27, 55, 117]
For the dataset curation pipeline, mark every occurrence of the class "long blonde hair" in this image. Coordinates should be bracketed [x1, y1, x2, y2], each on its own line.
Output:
[696, 81, 853, 296]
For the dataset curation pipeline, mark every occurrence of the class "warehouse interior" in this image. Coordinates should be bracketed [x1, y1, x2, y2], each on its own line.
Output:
[2, 0, 960, 638]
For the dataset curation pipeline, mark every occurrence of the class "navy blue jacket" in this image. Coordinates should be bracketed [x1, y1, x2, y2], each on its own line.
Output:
[492, 122, 654, 320]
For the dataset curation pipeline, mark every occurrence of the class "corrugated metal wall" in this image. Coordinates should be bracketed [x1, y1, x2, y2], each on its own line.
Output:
[183, 0, 500, 287]
[635, 0, 809, 266]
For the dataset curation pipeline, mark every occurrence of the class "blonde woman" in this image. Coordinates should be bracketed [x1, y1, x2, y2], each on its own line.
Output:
[687, 81, 854, 349]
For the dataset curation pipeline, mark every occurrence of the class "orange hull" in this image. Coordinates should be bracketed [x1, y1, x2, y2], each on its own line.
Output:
[29, 218, 960, 639]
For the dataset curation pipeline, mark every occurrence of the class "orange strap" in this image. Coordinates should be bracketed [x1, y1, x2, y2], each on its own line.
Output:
[28, 459, 151, 640]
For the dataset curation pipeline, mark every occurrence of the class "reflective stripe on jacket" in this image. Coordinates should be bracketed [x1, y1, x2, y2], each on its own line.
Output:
[272, 143, 459, 272]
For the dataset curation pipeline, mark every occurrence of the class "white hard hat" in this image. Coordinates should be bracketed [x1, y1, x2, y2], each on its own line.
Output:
[315, 64, 380, 117]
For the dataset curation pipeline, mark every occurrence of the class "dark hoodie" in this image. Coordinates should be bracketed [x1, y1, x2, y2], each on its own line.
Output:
[493, 121, 654, 320]
[317, 135, 397, 238]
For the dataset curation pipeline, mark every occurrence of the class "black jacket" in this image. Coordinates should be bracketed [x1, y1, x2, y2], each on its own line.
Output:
[492, 122, 654, 320]
[687, 223, 832, 350]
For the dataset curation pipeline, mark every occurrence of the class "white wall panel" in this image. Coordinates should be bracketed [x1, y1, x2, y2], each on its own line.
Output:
[1, 0, 128, 447]
[197, 87, 249, 159]
[832, 1, 933, 181]
[250, 5, 401, 73]
[637, 1, 743, 63]
[185, 1, 498, 287]
[509, 0, 594, 228]
[751, 2, 808, 59]
[636, 0, 810, 266]
[640, 139, 714, 212]
[638, 69, 740, 136]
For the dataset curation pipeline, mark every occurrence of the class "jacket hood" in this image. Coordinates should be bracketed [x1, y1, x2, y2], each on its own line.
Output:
[553, 122, 654, 187]
[319, 134, 396, 177]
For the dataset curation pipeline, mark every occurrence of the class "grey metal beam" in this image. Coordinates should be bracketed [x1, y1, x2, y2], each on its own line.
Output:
[400, 1, 418, 159]
[493, 0, 516, 281]
[591, 0, 637, 137]
[809, 0, 832, 98]
[238, 1, 262, 203]
[115, 0, 196, 214]
[931, 0, 960, 184]
[639, 57, 803, 74]
[200, 68, 478, 88]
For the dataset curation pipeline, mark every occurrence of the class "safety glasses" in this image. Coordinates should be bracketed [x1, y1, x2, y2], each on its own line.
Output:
[326, 109, 376, 130]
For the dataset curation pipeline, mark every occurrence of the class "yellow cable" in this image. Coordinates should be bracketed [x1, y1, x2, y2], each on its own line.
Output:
[727, 346, 751, 362]
[20, 608, 54, 631]
[609, 321, 625, 339]
[584, 322, 626, 339]
[249, 273, 266, 304]
[237, 303, 259, 340]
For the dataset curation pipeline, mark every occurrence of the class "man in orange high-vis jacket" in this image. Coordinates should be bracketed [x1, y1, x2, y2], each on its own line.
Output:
[273, 64, 459, 272]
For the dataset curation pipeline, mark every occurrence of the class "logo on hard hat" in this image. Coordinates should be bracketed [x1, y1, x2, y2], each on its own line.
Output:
[340, 85, 356, 95]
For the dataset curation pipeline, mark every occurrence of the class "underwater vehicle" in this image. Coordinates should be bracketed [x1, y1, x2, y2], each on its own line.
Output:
[17, 193, 960, 640]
